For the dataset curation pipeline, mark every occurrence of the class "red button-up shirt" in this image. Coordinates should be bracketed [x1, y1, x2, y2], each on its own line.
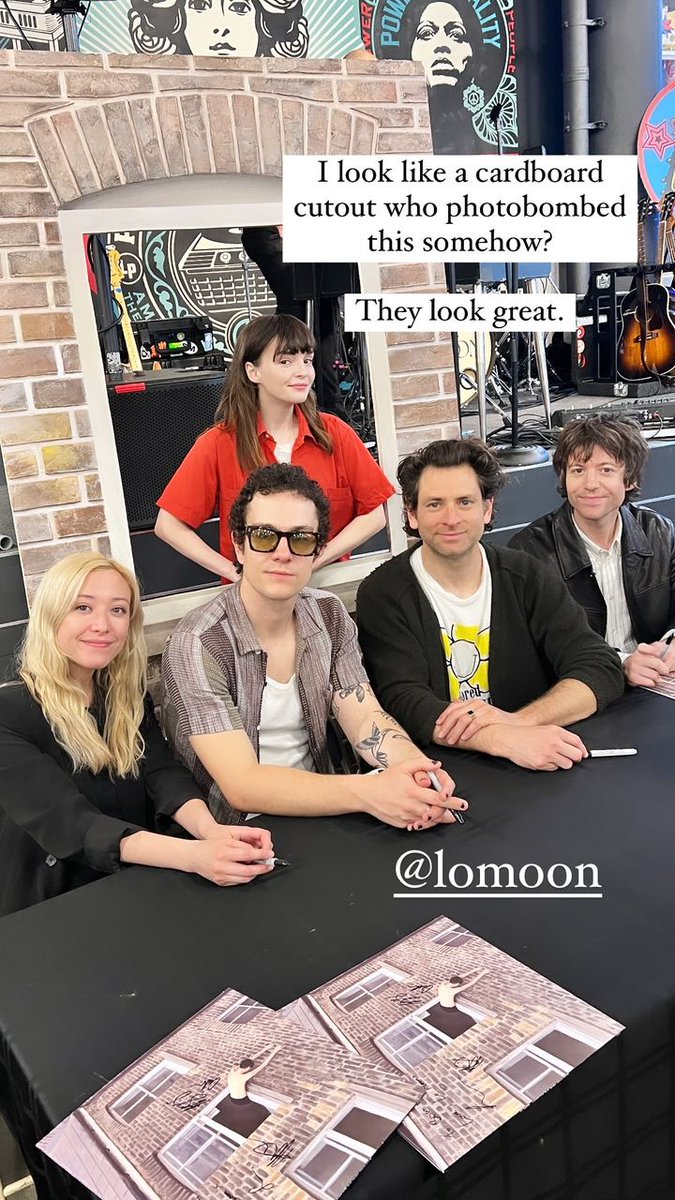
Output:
[157, 409, 395, 569]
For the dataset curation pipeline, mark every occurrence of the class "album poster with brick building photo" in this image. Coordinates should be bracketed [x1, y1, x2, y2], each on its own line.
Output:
[39, 989, 422, 1200]
[282, 916, 624, 1171]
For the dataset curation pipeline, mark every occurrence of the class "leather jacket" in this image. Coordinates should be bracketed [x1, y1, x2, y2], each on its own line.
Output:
[510, 501, 675, 645]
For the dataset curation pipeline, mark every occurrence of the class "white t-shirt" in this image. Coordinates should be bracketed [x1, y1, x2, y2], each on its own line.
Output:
[258, 674, 315, 771]
[274, 441, 293, 464]
[411, 546, 492, 703]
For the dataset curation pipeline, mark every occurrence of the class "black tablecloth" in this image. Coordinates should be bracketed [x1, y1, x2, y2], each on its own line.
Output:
[1, 689, 674, 1200]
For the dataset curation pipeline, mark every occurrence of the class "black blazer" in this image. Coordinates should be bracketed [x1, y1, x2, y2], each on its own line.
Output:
[0, 685, 200, 917]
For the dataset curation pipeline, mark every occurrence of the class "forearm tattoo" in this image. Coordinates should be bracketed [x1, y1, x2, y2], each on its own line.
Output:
[354, 723, 416, 768]
[336, 683, 367, 705]
[333, 683, 416, 765]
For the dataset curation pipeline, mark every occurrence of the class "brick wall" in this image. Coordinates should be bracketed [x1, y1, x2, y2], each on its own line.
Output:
[0, 50, 458, 602]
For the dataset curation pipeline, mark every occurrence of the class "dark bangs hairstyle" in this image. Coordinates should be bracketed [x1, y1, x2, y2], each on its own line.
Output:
[552, 415, 648, 500]
[398, 437, 506, 535]
[229, 463, 331, 569]
[214, 314, 333, 473]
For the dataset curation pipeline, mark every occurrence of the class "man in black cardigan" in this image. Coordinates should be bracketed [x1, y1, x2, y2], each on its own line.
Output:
[356, 438, 624, 772]
[510, 415, 675, 690]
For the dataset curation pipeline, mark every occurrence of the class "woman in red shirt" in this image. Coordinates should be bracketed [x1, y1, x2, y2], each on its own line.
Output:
[155, 314, 395, 583]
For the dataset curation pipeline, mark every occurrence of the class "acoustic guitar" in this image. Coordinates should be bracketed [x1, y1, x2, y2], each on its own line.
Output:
[618, 195, 675, 381]
[663, 188, 675, 266]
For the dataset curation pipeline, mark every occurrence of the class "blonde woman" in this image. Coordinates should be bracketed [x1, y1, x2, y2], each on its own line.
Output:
[0, 552, 274, 917]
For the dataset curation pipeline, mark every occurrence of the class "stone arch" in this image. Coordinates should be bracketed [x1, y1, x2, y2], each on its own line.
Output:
[25, 95, 378, 206]
[0, 55, 450, 601]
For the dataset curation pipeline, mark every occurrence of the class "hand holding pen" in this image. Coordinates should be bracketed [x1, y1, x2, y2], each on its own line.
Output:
[407, 763, 468, 831]
[659, 630, 675, 663]
[623, 633, 675, 688]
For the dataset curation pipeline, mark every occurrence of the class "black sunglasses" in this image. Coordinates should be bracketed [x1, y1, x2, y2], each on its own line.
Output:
[244, 525, 320, 556]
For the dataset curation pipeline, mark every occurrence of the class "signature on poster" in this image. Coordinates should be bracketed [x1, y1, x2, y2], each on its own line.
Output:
[450, 1053, 485, 1072]
[253, 1137, 297, 1167]
[171, 1075, 221, 1111]
[251, 1169, 282, 1196]
[392, 983, 432, 1005]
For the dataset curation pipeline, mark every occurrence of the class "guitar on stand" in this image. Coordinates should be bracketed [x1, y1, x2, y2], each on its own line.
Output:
[663, 189, 675, 267]
[617, 196, 675, 382]
[106, 246, 143, 374]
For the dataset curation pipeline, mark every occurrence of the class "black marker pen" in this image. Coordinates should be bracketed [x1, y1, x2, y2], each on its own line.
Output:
[659, 630, 675, 661]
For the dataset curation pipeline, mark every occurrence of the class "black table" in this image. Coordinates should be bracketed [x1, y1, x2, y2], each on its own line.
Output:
[1, 689, 674, 1200]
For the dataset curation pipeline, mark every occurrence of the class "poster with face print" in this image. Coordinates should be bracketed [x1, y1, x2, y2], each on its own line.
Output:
[125, 0, 309, 58]
[0, 0, 358, 57]
[360, 0, 517, 153]
[1, 0, 518, 157]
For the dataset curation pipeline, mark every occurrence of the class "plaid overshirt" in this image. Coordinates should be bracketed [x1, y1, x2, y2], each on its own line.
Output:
[161, 582, 369, 823]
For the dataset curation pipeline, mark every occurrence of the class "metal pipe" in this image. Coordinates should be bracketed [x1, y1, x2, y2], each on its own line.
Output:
[589, 0, 662, 156]
[562, 0, 590, 296]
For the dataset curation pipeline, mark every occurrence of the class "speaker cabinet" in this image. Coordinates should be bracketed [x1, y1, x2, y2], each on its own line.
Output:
[107, 369, 226, 531]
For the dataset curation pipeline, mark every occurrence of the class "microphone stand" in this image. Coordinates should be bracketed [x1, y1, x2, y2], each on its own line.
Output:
[489, 103, 548, 466]
[48, 0, 86, 51]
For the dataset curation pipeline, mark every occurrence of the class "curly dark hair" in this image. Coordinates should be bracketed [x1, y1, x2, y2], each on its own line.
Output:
[398, 438, 505, 535]
[128, 0, 309, 57]
[552, 415, 648, 501]
[229, 463, 331, 567]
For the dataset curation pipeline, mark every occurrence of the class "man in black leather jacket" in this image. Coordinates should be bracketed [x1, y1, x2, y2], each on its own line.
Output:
[510, 415, 675, 689]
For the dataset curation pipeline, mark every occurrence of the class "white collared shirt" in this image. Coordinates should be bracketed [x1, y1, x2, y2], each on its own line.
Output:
[573, 514, 637, 654]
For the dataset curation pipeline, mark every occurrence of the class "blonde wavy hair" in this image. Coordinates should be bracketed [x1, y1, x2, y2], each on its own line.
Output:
[19, 552, 147, 778]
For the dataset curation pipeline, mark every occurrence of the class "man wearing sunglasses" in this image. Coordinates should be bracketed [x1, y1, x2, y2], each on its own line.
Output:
[161, 463, 466, 831]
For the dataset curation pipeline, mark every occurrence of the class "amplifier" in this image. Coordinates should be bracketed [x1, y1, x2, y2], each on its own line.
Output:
[132, 317, 214, 369]
[552, 397, 675, 427]
[107, 370, 226, 530]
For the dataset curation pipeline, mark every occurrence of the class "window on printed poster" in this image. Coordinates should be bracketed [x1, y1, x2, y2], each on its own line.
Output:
[218, 996, 268, 1025]
[333, 967, 406, 1012]
[160, 1084, 282, 1188]
[432, 924, 474, 948]
[291, 1097, 402, 1200]
[491, 1022, 604, 1103]
[110, 1058, 191, 1123]
[376, 994, 488, 1072]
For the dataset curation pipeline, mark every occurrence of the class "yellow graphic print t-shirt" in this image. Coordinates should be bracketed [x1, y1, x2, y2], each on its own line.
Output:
[411, 546, 492, 703]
